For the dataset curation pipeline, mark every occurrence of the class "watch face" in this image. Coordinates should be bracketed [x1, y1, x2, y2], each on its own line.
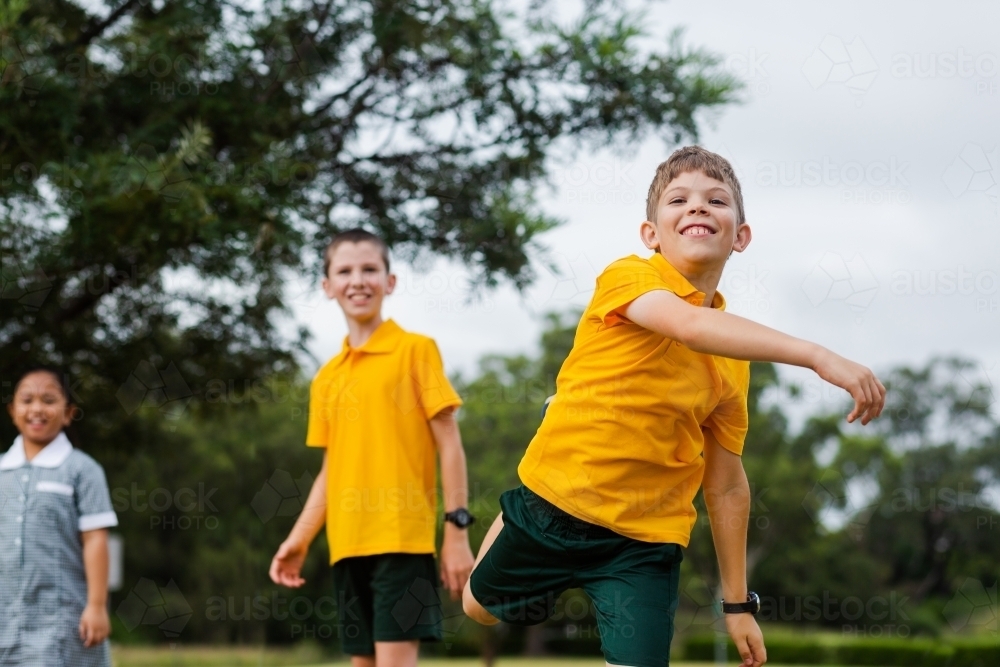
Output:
[449, 509, 474, 527]
[749, 592, 761, 614]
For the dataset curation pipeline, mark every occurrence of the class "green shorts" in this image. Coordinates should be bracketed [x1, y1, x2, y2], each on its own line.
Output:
[469, 486, 683, 667]
[331, 552, 442, 655]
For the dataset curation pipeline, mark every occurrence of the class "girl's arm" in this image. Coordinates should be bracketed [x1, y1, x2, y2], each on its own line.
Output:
[79, 528, 111, 647]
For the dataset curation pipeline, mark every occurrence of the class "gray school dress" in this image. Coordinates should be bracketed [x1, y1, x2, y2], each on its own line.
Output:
[0, 432, 118, 667]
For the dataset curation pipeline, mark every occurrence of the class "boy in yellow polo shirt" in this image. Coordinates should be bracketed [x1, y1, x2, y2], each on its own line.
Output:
[463, 146, 886, 667]
[269, 229, 476, 666]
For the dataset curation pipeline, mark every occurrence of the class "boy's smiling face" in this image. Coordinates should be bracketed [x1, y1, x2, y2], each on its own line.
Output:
[641, 170, 751, 281]
[322, 240, 396, 323]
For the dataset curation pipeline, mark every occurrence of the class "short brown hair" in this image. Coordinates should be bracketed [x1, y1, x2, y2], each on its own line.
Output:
[645, 146, 745, 226]
[323, 228, 391, 276]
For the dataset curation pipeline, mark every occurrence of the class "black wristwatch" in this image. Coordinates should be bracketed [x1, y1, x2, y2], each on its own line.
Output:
[444, 508, 476, 529]
[722, 592, 761, 615]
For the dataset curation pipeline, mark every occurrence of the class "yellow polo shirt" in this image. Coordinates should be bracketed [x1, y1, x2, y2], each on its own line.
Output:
[518, 253, 750, 546]
[306, 319, 462, 564]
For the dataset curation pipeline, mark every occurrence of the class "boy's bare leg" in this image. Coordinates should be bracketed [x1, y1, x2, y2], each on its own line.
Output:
[461, 512, 505, 625]
[375, 640, 419, 667]
[351, 657, 375, 667]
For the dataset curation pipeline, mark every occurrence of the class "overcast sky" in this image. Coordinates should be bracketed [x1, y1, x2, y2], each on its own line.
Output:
[289, 0, 1000, 420]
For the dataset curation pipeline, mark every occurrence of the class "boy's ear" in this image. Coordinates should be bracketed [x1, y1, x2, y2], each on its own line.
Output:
[321, 276, 336, 300]
[385, 272, 397, 295]
[732, 222, 752, 254]
[639, 219, 660, 250]
[63, 404, 77, 426]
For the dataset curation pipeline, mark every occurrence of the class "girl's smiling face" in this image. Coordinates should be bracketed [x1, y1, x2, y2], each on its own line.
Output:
[7, 371, 74, 448]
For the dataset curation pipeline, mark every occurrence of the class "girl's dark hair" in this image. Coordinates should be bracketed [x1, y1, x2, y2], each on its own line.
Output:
[11, 365, 75, 404]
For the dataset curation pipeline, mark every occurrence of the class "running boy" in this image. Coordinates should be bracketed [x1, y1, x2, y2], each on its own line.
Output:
[269, 229, 476, 667]
[463, 146, 886, 667]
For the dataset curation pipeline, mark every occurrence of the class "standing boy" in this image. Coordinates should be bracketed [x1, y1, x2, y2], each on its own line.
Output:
[270, 229, 476, 667]
[463, 146, 886, 667]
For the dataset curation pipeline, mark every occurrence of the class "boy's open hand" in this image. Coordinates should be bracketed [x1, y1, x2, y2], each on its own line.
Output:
[726, 613, 767, 667]
[269, 539, 309, 588]
[440, 527, 474, 601]
[813, 349, 886, 424]
[79, 603, 110, 648]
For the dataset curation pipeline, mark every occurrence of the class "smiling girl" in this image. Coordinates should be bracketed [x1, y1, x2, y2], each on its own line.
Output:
[1, 367, 118, 666]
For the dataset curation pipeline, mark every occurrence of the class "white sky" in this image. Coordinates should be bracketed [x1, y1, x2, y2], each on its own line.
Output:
[289, 0, 1000, 420]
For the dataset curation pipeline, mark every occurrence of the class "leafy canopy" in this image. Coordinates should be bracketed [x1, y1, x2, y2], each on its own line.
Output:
[1, 0, 739, 414]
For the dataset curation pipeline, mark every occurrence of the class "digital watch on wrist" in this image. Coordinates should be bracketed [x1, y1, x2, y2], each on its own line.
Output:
[722, 591, 761, 615]
[444, 508, 476, 529]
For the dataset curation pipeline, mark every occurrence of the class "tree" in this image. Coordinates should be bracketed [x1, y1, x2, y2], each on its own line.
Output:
[1, 0, 740, 454]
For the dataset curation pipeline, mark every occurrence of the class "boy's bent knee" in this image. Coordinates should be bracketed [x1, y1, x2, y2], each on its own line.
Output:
[462, 579, 499, 626]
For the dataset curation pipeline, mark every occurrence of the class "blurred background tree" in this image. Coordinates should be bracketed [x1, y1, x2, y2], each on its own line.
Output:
[1, 0, 740, 652]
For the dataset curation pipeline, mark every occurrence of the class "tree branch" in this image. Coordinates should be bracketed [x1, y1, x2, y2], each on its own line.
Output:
[70, 0, 144, 50]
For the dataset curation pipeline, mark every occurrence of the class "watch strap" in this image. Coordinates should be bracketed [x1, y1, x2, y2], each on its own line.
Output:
[722, 592, 760, 615]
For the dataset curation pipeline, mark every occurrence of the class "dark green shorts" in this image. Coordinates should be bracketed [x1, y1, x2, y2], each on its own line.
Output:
[469, 486, 683, 667]
[332, 552, 442, 655]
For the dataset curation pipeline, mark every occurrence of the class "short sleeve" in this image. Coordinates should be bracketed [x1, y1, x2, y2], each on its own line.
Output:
[305, 374, 330, 447]
[702, 361, 751, 455]
[410, 338, 463, 420]
[76, 458, 118, 532]
[591, 256, 674, 327]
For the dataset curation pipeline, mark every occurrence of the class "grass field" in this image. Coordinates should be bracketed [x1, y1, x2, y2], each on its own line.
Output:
[109, 645, 851, 667]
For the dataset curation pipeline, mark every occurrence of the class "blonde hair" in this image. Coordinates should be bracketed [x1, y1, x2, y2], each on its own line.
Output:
[645, 146, 745, 226]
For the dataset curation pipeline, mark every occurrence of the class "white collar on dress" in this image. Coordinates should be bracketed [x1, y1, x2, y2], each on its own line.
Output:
[0, 432, 74, 470]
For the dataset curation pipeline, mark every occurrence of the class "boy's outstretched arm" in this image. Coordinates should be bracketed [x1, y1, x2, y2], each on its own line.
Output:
[625, 291, 886, 424]
[269, 451, 328, 588]
[430, 407, 476, 601]
[703, 430, 767, 667]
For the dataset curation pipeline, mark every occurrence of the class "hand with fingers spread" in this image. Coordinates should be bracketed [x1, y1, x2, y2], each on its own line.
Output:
[726, 613, 767, 667]
[269, 538, 309, 588]
[440, 526, 475, 601]
[812, 349, 886, 425]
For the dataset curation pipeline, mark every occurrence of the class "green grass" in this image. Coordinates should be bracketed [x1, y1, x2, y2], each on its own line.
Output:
[110, 645, 856, 667]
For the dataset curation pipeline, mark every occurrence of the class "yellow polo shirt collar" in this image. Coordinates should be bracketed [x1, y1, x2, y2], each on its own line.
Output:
[648, 252, 727, 310]
[333, 319, 405, 362]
